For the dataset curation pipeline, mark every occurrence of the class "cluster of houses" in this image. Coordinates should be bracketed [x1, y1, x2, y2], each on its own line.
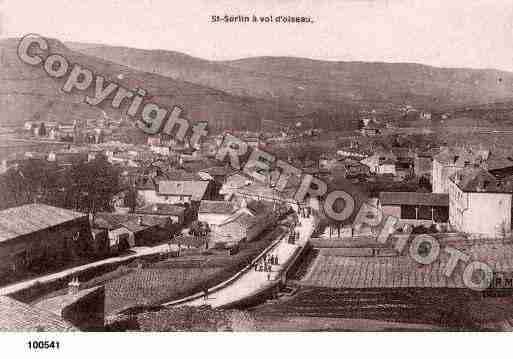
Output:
[373, 146, 513, 238]
[0, 162, 291, 281]
[23, 118, 109, 144]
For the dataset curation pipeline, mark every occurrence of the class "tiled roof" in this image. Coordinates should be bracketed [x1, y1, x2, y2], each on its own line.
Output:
[121, 216, 168, 233]
[136, 203, 185, 216]
[0, 204, 86, 243]
[199, 166, 234, 177]
[484, 157, 513, 171]
[157, 180, 209, 201]
[198, 201, 237, 215]
[0, 296, 76, 331]
[434, 147, 485, 166]
[450, 168, 513, 193]
[246, 199, 275, 215]
[302, 241, 513, 289]
[379, 192, 449, 206]
[94, 213, 168, 231]
[218, 200, 274, 228]
[164, 169, 203, 181]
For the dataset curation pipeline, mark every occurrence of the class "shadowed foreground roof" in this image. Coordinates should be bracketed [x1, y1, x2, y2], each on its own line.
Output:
[0, 296, 77, 331]
[0, 204, 86, 243]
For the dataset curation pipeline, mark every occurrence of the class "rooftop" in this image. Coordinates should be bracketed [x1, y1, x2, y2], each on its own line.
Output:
[0, 204, 86, 244]
[302, 241, 513, 289]
[157, 180, 210, 201]
[136, 203, 186, 216]
[198, 200, 237, 215]
[94, 213, 169, 231]
[450, 168, 513, 193]
[0, 296, 76, 331]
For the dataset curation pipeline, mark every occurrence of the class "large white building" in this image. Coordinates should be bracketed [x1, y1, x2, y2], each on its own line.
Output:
[448, 168, 513, 237]
[432, 148, 486, 194]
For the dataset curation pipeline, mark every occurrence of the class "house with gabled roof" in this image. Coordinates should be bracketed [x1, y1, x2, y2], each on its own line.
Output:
[0, 204, 92, 277]
[212, 199, 276, 244]
[448, 167, 513, 237]
[137, 180, 211, 206]
[197, 200, 238, 229]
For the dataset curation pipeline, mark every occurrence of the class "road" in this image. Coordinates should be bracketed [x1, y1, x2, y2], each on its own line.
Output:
[0, 243, 171, 296]
[165, 214, 315, 308]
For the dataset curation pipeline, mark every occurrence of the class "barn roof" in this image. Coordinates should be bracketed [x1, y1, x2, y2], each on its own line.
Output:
[157, 180, 209, 201]
[0, 204, 86, 243]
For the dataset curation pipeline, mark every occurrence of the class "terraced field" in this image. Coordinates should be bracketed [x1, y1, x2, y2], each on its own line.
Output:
[253, 287, 480, 329]
[105, 267, 222, 314]
[35, 226, 285, 317]
[300, 243, 513, 289]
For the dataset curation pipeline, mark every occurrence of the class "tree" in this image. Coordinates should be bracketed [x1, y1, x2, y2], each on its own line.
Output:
[67, 157, 121, 213]
[189, 221, 210, 237]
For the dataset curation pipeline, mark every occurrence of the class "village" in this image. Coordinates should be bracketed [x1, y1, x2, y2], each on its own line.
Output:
[1, 104, 513, 331]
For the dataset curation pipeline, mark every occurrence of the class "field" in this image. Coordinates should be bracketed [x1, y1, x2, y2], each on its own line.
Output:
[252, 286, 482, 329]
[299, 241, 513, 290]
[34, 226, 285, 317]
[104, 266, 222, 314]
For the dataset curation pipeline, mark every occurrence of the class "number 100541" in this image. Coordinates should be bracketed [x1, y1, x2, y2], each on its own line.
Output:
[27, 340, 60, 350]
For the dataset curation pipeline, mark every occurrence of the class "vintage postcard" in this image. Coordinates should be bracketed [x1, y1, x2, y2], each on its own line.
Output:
[1, 0, 513, 348]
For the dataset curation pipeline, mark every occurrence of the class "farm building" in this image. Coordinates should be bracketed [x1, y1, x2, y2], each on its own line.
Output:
[137, 180, 211, 205]
[93, 213, 173, 250]
[212, 199, 277, 244]
[197, 200, 237, 229]
[0, 204, 92, 278]
[378, 192, 449, 225]
[135, 203, 186, 226]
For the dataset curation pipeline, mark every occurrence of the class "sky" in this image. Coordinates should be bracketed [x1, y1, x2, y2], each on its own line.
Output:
[2, 0, 513, 71]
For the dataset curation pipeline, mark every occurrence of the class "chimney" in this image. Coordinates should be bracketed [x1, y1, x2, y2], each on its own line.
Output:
[68, 277, 80, 295]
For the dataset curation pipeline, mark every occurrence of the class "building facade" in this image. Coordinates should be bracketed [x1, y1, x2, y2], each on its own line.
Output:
[448, 169, 513, 237]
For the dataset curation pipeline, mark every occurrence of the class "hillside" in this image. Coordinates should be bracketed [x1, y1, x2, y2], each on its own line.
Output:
[70, 43, 513, 112]
[0, 38, 299, 132]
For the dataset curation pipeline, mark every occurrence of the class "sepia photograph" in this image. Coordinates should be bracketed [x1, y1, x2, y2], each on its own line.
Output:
[1, 1, 513, 351]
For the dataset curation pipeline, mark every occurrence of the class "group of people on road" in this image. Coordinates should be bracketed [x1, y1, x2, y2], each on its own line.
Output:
[254, 252, 279, 280]
[298, 206, 311, 218]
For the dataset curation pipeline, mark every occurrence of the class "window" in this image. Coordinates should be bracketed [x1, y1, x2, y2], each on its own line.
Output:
[418, 206, 432, 220]
[433, 206, 449, 223]
[401, 205, 416, 219]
